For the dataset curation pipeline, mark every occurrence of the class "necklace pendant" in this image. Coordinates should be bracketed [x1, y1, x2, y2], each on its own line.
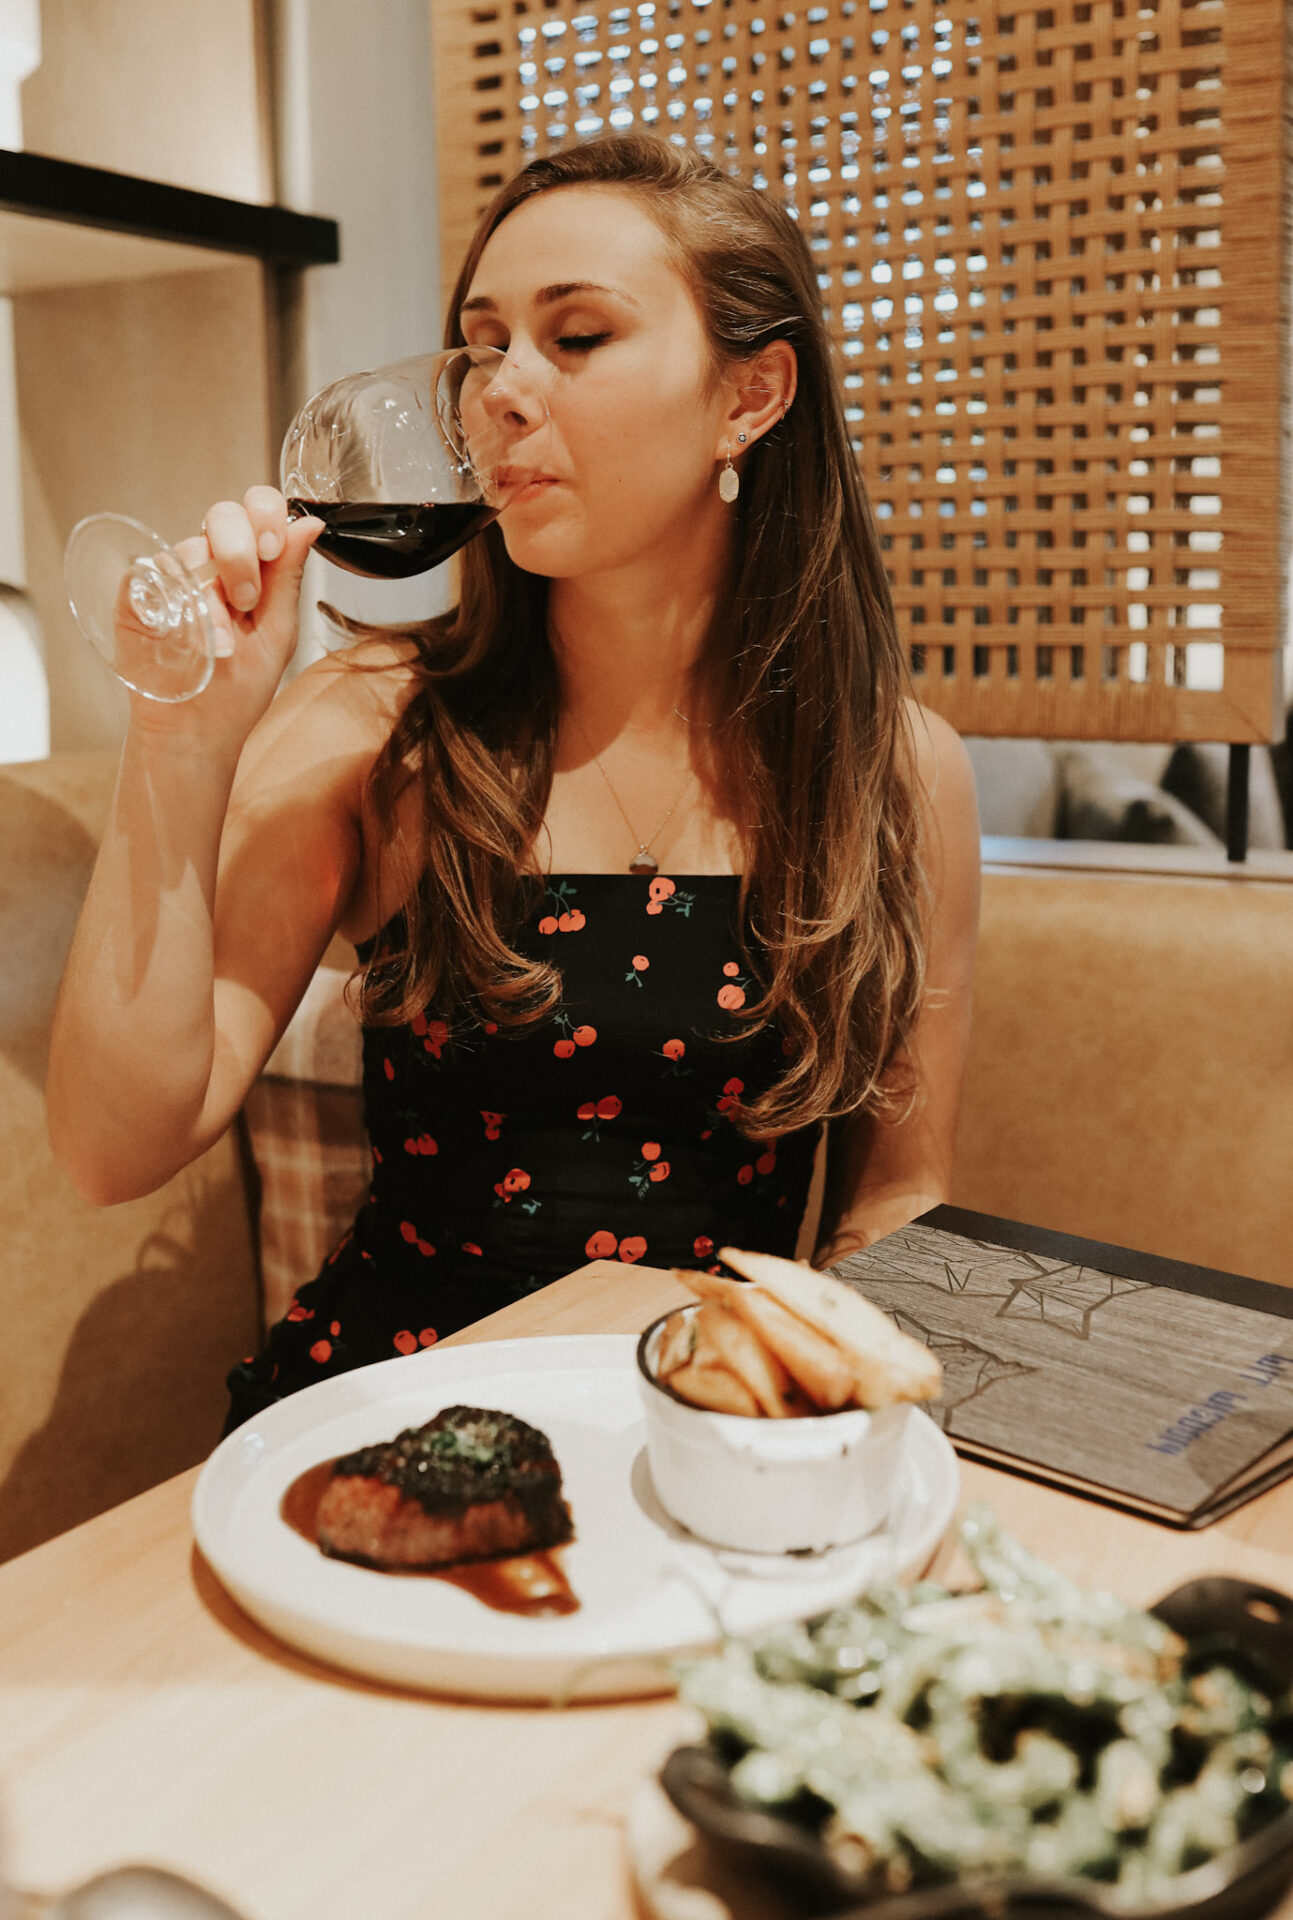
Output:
[628, 846, 659, 877]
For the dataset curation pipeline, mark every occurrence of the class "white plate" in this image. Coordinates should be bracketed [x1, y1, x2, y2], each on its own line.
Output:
[193, 1335, 959, 1702]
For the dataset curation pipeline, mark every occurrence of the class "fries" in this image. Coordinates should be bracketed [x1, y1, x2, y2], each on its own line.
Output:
[692, 1299, 798, 1417]
[654, 1246, 942, 1418]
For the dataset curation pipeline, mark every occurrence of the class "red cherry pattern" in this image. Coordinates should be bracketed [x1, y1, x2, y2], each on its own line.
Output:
[265, 875, 814, 1398]
[717, 959, 749, 1013]
[715, 1076, 745, 1116]
[539, 882, 586, 937]
[646, 876, 693, 919]
[410, 1012, 449, 1057]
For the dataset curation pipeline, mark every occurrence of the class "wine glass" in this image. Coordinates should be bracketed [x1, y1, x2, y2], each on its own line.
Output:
[63, 345, 547, 704]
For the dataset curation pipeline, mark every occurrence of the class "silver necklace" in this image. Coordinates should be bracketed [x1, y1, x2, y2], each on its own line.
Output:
[573, 723, 694, 875]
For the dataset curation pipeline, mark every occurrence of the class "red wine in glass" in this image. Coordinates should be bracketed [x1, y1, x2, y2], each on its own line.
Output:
[64, 347, 544, 702]
[289, 499, 499, 580]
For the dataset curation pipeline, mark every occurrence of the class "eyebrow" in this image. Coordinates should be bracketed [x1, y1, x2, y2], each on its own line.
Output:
[460, 280, 643, 315]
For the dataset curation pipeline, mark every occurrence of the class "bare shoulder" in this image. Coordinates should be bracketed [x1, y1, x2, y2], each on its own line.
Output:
[899, 700, 981, 947]
[236, 636, 419, 785]
[900, 697, 975, 810]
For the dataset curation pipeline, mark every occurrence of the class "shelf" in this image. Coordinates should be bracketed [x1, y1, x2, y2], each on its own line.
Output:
[0, 149, 339, 295]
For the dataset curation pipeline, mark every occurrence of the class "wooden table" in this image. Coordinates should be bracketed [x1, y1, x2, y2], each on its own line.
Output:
[1, 1260, 1290, 1920]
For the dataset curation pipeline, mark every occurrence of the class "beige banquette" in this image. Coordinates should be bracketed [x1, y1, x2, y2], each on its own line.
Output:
[3, 752, 1291, 1563]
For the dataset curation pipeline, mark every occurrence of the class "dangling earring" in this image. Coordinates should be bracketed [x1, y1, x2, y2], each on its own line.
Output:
[719, 449, 739, 504]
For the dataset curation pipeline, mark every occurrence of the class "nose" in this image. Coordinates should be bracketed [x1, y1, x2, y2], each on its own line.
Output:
[479, 355, 547, 437]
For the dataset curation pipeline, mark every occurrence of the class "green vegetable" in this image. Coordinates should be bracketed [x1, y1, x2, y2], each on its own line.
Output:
[676, 1506, 1292, 1908]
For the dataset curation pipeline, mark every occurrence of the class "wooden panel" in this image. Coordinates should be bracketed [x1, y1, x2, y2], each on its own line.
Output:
[432, 0, 1291, 744]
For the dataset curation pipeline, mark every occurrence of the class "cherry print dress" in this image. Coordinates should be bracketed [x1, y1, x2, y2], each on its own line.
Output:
[224, 873, 822, 1428]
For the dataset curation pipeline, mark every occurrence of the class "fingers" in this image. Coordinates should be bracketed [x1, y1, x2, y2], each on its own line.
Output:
[170, 489, 321, 671]
[243, 484, 290, 563]
[200, 487, 294, 613]
[202, 498, 263, 613]
[256, 510, 323, 631]
[191, 488, 320, 639]
[169, 534, 234, 657]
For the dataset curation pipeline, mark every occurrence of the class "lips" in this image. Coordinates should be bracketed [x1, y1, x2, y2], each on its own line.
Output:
[496, 467, 559, 492]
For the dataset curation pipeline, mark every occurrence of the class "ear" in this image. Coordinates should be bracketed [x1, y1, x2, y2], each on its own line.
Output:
[717, 340, 798, 459]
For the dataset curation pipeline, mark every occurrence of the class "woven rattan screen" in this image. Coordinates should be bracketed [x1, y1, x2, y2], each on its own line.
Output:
[432, 0, 1290, 742]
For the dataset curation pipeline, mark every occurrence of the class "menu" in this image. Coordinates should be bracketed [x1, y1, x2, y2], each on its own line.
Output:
[833, 1206, 1293, 1528]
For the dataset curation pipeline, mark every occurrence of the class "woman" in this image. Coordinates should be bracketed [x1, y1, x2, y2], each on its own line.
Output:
[47, 135, 980, 1425]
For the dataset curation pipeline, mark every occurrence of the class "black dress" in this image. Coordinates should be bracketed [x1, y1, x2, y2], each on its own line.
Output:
[224, 872, 821, 1427]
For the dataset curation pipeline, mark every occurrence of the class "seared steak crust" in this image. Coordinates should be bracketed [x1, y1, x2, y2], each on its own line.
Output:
[316, 1404, 573, 1570]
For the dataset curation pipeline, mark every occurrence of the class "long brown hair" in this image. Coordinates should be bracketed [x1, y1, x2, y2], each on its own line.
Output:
[356, 134, 925, 1140]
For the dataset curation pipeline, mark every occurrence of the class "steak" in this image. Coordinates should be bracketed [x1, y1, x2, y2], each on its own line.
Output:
[315, 1404, 574, 1570]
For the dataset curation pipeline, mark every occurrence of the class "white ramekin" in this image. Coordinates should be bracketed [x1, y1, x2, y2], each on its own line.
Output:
[636, 1304, 912, 1554]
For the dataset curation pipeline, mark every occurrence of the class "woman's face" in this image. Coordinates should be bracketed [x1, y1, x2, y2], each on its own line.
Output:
[458, 185, 736, 581]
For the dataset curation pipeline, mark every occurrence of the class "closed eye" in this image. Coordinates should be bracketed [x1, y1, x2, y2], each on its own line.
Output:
[556, 332, 611, 353]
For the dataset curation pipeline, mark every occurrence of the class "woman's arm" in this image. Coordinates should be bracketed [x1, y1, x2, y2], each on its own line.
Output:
[812, 703, 981, 1266]
[46, 492, 403, 1205]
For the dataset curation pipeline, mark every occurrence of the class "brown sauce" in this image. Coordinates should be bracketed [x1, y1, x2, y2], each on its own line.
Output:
[281, 1458, 336, 1541]
[280, 1459, 579, 1616]
[435, 1552, 579, 1616]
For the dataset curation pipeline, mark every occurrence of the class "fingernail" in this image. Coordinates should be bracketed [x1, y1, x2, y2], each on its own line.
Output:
[232, 582, 259, 612]
[258, 532, 282, 561]
[213, 627, 235, 658]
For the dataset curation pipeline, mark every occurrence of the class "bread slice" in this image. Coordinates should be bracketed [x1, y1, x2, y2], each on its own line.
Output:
[718, 1247, 942, 1408]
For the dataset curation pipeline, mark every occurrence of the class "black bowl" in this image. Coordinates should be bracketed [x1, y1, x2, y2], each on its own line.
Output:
[661, 1577, 1293, 1920]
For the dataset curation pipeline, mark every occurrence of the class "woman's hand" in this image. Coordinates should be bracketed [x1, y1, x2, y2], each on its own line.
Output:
[125, 486, 322, 752]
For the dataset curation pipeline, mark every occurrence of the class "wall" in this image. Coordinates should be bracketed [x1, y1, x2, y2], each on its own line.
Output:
[271, 0, 446, 655]
[19, 0, 273, 196]
[14, 0, 274, 750]
[13, 0, 444, 751]
[16, 263, 274, 749]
